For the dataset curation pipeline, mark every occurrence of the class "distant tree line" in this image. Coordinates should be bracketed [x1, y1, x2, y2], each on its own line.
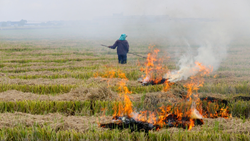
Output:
[0, 19, 27, 27]
[0, 19, 63, 27]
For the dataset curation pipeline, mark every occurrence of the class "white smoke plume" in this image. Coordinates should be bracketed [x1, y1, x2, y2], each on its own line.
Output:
[164, 22, 231, 82]
[165, 43, 227, 82]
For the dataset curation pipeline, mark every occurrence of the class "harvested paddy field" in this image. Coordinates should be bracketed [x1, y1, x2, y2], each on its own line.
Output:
[0, 37, 250, 141]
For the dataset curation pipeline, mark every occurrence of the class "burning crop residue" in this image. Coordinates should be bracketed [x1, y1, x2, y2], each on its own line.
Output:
[138, 45, 173, 92]
[93, 67, 128, 87]
[99, 72, 204, 131]
[100, 94, 205, 132]
[139, 45, 166, 85]
[99, 47, 231, 132]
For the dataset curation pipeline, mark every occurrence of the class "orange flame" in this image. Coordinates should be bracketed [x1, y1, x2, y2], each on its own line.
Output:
[140, 45, 172, 92]
[111, 69, 133, 118]
[100, 52, 231, 131]
[188, 119, 195, 130]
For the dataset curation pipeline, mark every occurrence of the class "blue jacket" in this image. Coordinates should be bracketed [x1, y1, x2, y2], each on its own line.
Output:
[109, 40, 129, 55]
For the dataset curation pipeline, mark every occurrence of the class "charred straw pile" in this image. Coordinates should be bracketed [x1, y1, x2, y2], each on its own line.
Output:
[100, 114, 203, 133]
[100, 96, 234, 133]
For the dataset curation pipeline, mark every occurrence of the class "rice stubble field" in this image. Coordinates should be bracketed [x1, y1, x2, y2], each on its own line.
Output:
[0, 37, 250, 140]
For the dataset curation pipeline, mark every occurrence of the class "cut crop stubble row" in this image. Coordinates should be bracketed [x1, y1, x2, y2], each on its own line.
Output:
[0, 100, 248, 118]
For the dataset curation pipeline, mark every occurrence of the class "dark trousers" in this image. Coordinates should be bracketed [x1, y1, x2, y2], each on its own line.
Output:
[118, 54, 127, 64]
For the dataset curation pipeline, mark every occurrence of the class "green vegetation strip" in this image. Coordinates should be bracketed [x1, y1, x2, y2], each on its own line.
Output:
[14, 53, 72, 57]
[1, 65, 100, 73]
[0, 48, 33, 52]
[231, 100, 250, 118]
[112, 85, 164, 94]
[3, 79, 250, 95]
[0, 101, 118, 116]
[0, 100, 249, 118]
[0, 64, 4, 68]
[0, 84, 76, 95]
[8, 70, 141, 81]
[9, 72, 94, 80]
[1, 125, 249, 141]
[200, 82, 250, 94]
[111, 82, 250, 94]
[3, 57, 112, 64]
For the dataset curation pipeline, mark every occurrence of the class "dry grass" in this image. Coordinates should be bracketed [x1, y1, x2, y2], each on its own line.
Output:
[0, 77, 83, 85]
[0, 86, 177, 102]
[0, 112, 109, 132]
[0, 38, 250, 139]
[0, 86, 117, 101]
[0, 112, 249, 134]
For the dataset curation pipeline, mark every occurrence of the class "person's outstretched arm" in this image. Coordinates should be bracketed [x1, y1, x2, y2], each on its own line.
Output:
[109, 40, 118, 49]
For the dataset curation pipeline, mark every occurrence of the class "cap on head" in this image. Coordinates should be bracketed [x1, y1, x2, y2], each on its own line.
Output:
[119, 34, 127, 40]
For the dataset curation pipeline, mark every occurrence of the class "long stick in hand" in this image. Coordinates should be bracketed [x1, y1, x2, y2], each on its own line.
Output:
[101, 44, 146, 59]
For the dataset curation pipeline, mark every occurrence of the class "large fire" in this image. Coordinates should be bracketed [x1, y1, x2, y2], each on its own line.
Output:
[99, 47, 231, 132]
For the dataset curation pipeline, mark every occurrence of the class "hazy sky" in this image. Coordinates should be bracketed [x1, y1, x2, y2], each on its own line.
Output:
[1, 0, 250, 21]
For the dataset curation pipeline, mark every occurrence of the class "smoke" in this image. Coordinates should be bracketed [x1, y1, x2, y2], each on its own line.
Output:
[0, 0, 250, 48]
[152, 0, 250, 82]
[164, 20, 232, 82]
[166, 43, 228, 82]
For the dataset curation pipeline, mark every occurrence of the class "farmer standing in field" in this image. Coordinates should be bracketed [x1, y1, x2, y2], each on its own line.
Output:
[108, 34, 129, 64]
